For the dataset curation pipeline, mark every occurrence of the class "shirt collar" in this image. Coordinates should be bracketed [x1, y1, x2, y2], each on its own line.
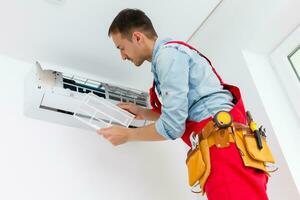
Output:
[151, 38, 172, 73]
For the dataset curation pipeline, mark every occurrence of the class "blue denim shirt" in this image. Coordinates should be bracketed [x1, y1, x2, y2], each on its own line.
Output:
[152, 38, 234, 140]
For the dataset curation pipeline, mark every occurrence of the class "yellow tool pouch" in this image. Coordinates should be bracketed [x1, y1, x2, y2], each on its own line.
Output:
[233, 128, 276, 173]
[244, 133, 275, 163]
[186, 138, 210, 191]
[186, 145, 205, 187]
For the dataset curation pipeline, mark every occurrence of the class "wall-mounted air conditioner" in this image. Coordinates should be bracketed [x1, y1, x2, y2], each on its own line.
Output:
[24, 61, 150, 131]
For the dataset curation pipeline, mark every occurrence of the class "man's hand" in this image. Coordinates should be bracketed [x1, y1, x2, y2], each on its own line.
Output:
[97, 124, 166, 146]
[117, 102, 145, 120]
[97, 125, 132, 146]
[118, 102, 160, 121]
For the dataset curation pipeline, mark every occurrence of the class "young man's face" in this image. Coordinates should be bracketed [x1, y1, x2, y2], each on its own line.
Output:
[111, 32, 145, 66]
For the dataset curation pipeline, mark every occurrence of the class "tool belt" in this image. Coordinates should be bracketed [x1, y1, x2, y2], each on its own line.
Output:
[186, 111, 276, 193]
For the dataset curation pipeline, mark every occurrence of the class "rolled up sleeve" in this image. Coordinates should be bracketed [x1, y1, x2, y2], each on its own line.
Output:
[154, 47, 190, 139]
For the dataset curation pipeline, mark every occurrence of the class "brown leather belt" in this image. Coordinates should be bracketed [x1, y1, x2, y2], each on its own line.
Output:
[194, 121, 251, 148]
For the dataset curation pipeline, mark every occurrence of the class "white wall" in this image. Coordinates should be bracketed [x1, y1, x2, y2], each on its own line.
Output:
[189, 0, 300, 199]
[0, 54, 203, 200]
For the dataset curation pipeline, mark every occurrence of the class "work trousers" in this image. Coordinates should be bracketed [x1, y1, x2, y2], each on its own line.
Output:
[204, 143, 269, 200]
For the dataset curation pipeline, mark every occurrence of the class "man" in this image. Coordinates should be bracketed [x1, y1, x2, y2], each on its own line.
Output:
[98, 8, 269, 200]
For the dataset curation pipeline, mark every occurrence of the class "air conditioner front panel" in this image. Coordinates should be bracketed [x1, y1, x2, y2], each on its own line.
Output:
[40, 90, 83, 114]
[25, 61, 150, 131]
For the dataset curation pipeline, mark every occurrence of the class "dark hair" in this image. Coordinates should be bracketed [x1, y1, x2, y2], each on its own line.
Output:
[108, 8, 158, 40]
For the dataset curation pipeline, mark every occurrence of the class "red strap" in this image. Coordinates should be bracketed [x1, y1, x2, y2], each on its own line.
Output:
[165, 41, 224, 85]
[149, 81, 162, 114]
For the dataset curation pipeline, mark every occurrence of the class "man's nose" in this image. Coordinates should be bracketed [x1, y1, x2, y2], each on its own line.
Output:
[121, 52, 127, 60]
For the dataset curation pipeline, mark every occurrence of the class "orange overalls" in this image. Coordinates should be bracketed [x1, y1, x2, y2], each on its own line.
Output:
[149, 41, 269, 200]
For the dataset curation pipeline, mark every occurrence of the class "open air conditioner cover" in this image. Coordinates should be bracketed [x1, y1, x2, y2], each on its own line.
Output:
[24, 61, 150, 131]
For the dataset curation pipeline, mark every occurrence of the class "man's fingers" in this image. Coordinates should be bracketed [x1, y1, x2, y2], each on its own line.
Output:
[103, 134, 110, 139]
[97, 127, 112, 135]
[117, 103, 131, 110]
[117, 102, 131, 106]
[97, 130, 118, 145]
[98, 131, 111, 140]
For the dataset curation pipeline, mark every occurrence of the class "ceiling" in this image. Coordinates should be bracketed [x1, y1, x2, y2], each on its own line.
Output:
[0, 0, 221, 90]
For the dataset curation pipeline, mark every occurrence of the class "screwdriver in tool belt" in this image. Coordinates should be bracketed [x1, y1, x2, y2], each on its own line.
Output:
[246, 111, 263, 150]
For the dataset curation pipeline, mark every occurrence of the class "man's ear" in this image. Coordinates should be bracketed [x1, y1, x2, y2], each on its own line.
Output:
[132, 31, 143, 44]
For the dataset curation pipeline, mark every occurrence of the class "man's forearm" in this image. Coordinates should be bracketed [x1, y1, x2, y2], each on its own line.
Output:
[128, 123, 166, 141]
[141, 109, 160, 121]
